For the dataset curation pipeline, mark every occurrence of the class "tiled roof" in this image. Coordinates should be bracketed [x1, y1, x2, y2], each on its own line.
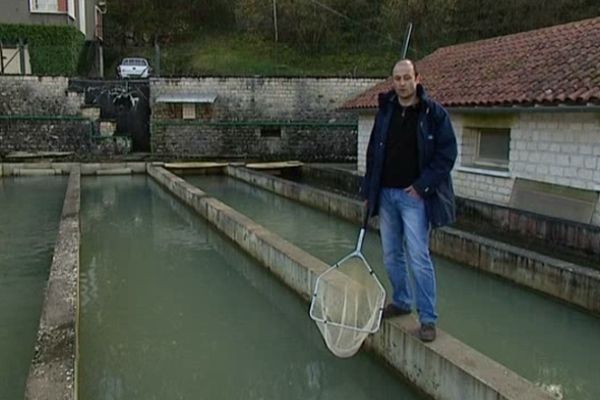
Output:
[343, 17, 600, 109]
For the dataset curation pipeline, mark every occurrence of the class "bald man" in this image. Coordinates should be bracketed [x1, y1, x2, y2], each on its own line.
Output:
[361, 59, 457, 342]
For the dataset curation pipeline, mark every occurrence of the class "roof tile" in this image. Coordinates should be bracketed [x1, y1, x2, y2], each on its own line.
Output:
[343, 17, 600, 109]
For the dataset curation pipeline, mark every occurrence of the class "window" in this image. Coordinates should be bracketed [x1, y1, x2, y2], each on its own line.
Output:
[462, 127, 510, 170]
[260, 127, 281, 138]
[182, 104, 196, 120]
[30, 0, 64, 12]
[476, 128, 510, 168]
[95, 6, 104, 40]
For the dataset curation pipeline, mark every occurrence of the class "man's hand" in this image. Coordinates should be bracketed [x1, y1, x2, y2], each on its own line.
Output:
[404, 185, 421, 200]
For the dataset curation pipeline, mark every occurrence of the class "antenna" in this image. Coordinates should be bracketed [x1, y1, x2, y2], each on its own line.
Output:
[401, 23, 413, 58]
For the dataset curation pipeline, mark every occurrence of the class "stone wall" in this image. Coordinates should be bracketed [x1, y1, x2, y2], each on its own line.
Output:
[0, 118, 92, 157]
[0, 76, 83, 115]
[150, 77, 381, 160]
[151, 77, 383, 121]
[0, 76, 94, 158]
[151, 122, 356, 161]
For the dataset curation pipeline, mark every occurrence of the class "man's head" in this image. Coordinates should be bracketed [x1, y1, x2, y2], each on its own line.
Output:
[392, 59, 420, 105]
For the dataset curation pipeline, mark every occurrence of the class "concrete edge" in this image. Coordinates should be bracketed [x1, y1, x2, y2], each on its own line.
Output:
[229, 165, 600, 315]
[25, 166, 80, 400]
[430, 228, 600, 314]
[148, 164, 554, 400]
[0, 162, 147, 176]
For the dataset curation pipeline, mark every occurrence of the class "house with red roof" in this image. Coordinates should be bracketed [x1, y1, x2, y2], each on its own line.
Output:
[344, 16, 600, 226]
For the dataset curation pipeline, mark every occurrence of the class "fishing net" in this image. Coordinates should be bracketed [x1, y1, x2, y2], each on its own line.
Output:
[309, 224, 385, 358]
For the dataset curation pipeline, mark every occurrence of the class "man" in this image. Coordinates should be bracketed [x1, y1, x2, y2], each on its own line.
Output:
[361, 59, 457, 342]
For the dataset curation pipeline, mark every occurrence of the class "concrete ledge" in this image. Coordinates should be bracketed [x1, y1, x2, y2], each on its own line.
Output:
[430, 228, 600, 314]
[25, 167, 80, 400]
[0, 162, 147, 177]
[1, 163, 76, 176]
[80, 163, 146, 175]
[148, 165, 554, 400]
[228, 165, 364, 224]
[96, 168, 132, 175]
[164, 162, 227, 176]
[230, 166, 600, 315]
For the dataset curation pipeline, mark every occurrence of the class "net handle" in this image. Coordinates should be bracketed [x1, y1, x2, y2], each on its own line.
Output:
[361, 202, 370, 230]
[355, 204, 369, 253]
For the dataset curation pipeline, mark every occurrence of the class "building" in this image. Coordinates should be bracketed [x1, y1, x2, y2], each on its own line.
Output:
[344, 17, 600, 226]
[0, 0, 104, 76]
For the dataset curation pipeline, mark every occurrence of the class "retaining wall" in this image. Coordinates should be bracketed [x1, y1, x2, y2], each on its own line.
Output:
[151, 122, 357, 161]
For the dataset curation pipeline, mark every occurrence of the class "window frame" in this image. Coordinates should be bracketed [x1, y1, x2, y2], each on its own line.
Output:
[473, 127, 511, 170]
[29, 0, 73, 15]
[182, 103, 196, 120]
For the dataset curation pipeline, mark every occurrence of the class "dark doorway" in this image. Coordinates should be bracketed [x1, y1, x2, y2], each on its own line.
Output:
[69, 79, 151, 152]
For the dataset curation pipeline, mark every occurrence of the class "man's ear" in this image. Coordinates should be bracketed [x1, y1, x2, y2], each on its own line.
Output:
[415, 74, 421, 84]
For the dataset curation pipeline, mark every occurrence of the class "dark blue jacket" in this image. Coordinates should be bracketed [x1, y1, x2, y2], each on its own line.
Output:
[360, 85, 457, 228]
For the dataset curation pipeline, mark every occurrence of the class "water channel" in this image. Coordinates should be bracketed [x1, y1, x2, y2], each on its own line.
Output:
[0, 176, 66, 399]
[187, 173, 600, 400]
[79, 175, 425, 399]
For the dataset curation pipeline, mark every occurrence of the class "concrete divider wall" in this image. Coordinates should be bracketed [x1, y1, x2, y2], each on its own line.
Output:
[430, 228, 600, 314]
[456, 197, 600, 259]
[25, 167, 80, 400]
[228, 165, 364, 224]
[1, 162, 147, 176]
[149, 165, 554, 400]
[229, 166, 600, 314]
[299, 164, 600, 260]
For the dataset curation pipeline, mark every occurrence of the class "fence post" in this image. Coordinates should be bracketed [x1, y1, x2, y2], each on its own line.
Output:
[0, 40, 4, 75]
[154, 37, 160, 77]
[18, 38, 26, 75]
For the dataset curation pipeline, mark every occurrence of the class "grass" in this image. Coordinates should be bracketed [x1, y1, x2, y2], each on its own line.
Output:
[106, 33, 396, 77]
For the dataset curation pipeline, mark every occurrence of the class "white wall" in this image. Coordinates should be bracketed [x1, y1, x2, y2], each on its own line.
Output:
[356, 110, 600, 226]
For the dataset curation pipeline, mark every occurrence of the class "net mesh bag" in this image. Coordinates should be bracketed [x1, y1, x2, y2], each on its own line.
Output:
[310, 253, 385, 358]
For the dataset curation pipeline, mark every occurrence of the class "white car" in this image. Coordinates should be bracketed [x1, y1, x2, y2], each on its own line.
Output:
[117, 57, 151, 79]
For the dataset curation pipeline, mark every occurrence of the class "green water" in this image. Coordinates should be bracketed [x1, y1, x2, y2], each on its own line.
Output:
[0, 176, 66, 399]
[188, 174, 600, 400]
[79, 176, 424, 400]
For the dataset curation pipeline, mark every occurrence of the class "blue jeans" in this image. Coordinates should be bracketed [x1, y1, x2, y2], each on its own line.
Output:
[379, 188, 437, 325]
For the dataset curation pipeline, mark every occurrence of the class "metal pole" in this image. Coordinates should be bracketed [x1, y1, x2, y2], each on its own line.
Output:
[0, 40, 4, 75]
[154, 37, 161, 77]
[18, 38, 26, 75]
[401, 22, 413, 58]
[272, 0, 279, 42]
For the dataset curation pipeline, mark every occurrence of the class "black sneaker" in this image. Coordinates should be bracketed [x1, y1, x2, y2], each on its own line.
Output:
[382, 304, 411, 319]
[418, 323, 436, 342]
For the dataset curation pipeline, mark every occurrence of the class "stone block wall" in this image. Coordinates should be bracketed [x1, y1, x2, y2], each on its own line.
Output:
[150, 77, 380, 160]
[151, 77, 383, 122]
[0, 118, 92, 156]
[357, 110, 375, 173]
[509, 113, 599, 191]
[452, 112, 600, 225]
[0, 76, 82, 115]
[0, 76, 97, 157]
[151, 122, 356, 161]
[357, 111, 600, 226]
